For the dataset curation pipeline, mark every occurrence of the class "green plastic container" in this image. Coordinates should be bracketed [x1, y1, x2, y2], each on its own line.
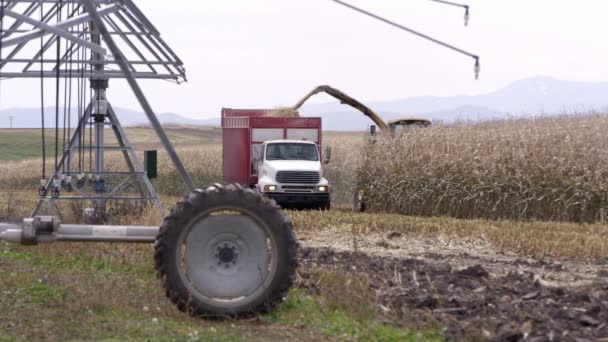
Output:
[144, 150, 158, 179]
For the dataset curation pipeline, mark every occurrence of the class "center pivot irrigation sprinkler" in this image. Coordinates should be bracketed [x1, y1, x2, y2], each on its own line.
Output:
[0, 0, 478, 318]
[0, 0, 296, 317]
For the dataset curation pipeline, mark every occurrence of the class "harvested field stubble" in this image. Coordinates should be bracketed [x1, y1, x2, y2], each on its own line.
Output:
[291, 210, 608, 260]
[0, 146, 223, 196]
[358, 114, 608, 222]
[298, 247, 608, 342]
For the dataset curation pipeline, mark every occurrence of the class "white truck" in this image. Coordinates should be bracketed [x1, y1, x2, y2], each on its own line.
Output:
[255, 140, 331, 209]
[222, 109, 331, 210]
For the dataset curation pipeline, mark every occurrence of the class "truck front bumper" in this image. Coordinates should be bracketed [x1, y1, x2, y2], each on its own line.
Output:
[265, 192, 330, 207]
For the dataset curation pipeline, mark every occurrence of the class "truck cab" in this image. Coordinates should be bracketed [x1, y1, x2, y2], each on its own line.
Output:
[255, 140, 330, 209]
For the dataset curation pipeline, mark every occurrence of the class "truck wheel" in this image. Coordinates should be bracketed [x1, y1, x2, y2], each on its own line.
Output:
[321, 199, 331, 211]
[154, 183, 297, 317]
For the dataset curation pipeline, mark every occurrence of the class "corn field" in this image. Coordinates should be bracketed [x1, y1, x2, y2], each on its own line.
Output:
[358, 114, 608, 223]
[2, 114, 608, 222]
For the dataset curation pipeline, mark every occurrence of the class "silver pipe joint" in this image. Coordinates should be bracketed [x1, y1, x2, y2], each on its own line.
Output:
[0, 216, 159, 245]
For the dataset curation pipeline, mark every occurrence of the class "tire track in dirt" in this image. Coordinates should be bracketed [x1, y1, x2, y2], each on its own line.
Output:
[297, 247, 608, 341]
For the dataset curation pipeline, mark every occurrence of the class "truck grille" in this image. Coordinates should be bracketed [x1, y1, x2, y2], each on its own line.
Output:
[276, 171, 320, 184]
[283, 185, 315, 193]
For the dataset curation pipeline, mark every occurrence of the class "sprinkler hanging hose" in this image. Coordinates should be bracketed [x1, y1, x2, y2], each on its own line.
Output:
[428, 0, 471, 26]
[38, 0, 47, 197]
[330, 0, 480, 79]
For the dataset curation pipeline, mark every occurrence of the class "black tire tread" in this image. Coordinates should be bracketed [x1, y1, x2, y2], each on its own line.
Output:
[154, 183, 297, 318]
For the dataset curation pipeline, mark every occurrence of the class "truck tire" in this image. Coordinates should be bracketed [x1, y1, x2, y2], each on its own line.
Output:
[154, 183, 297, 318]
[321, 198, 331, 211]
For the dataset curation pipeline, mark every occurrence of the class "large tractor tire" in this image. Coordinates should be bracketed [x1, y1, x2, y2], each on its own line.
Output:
[154, 184, 297, 318]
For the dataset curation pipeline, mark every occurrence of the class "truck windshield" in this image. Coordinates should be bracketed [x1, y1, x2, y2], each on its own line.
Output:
[266, 143, 319, 161]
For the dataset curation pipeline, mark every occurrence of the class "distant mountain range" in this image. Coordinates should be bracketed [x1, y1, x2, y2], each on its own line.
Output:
[0, 107, 219, 129]
[2, 76, 608, 131]
[298, 76, 608, 130]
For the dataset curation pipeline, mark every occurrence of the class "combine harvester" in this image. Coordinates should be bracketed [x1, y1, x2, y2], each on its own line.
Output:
[0, 0, 478, 318]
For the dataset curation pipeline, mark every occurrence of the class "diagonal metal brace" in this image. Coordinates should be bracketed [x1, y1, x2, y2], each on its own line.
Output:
[2, 8, 107, 55]
[2, 5, 119, 49]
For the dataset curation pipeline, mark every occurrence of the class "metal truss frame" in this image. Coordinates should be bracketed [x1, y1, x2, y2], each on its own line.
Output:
[0, 0, 186, 82]
[0, 0, 195, 217]
[32, 100, 162, 216]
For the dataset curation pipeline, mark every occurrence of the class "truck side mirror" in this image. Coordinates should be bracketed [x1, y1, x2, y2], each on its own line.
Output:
[323, 146, 332, 164]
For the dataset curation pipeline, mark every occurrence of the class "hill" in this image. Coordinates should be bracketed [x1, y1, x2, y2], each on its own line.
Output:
[0, 107, 219, 129]
[2, 76, 608, 130]
[299, 76, 608, 129]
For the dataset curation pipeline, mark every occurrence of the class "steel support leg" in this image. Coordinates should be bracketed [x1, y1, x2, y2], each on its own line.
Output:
[107, 103, 162, 211]
[32, 104, 92, 217]
[32, 98, 162, 216]
[82, 0, 195, 192]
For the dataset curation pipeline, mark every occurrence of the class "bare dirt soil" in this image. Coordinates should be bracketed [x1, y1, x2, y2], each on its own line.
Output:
[297, 232, 608, 341]
[298, 228, 607, 287]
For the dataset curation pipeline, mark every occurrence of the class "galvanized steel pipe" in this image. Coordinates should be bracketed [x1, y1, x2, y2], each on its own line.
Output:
[0, 221, 159, 244]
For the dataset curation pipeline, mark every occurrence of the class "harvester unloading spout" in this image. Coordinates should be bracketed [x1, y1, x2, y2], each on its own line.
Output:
[291, 85, 433, 134]
[292, 85, 390, 130]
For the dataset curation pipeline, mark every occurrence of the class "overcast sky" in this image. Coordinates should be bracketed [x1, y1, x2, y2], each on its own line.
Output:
[2, 0, 608, 119]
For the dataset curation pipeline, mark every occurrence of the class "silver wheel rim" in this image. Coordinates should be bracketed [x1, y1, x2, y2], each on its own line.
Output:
[176, 207, 278, 307]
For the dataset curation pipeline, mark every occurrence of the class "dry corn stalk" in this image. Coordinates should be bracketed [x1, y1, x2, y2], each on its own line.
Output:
[356, 114, 608, 223]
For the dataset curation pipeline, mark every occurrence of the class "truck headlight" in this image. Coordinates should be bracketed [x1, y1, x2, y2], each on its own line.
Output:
[318, 186, 328, 192]
[264, 185, 278, 192]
